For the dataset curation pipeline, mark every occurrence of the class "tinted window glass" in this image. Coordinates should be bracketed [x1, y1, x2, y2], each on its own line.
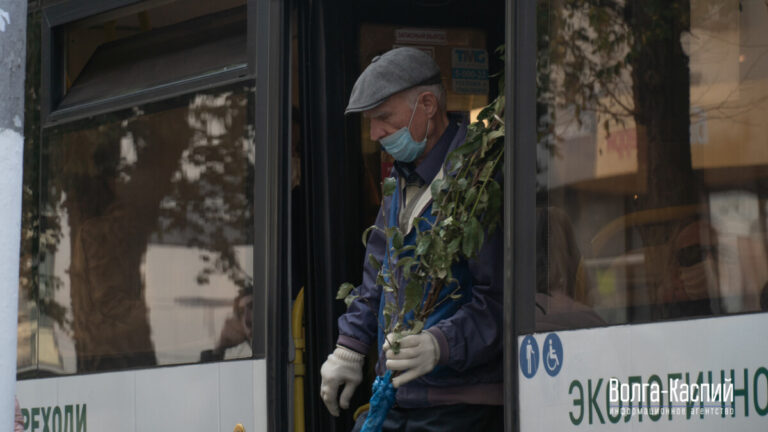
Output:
[59, 0, 246, 108]
[22, 83, 256, 374]
[536, 0, 768, 330]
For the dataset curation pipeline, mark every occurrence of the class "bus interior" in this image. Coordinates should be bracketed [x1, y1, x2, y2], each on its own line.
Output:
[295, 1, 506, 430]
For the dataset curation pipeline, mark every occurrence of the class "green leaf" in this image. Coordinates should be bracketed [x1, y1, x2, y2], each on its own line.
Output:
[447, 236, 461, 256]
[344, 295, 359, 308]
[449, 137, 480, 157]
[442, 201, 455, 216]
[336, 282, 355, 300]
[386, 226, 399, 239]
[368, 254, 382, 271]
[441, 216, 454, 229]
[395, 256, 414, 270]
[464, 186, 478, 208]
[486, 180, 502, 221]
[479, 188, 489, 207]
[383, 302, 398, 332]
[392, 230, 404, 249]
[404, 279, 423, 312]
[413, 217, 429, 228]
[448, 156, 463, 173]
[477, 104, 494, 121]
[494, 96, 505, 117]
[480, 161, 495, 181]
[487, 128, 504, 142]
[382, 177, 397, 197]
[430, 178, 446, 198]
[415, 236, 432, 256]
[361, 225, 379, 247]
[384, 301, 398, 317]
[462, 217, 483, 258]
[410, 320, 424, 334]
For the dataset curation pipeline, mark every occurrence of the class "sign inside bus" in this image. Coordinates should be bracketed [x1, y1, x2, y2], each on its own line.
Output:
[518, 313, 768, 431]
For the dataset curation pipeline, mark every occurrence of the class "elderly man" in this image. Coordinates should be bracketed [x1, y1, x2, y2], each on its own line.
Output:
[320, 47, 503, 431]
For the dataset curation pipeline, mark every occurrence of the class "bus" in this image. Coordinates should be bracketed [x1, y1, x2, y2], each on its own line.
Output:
[11, 0, 768, 431]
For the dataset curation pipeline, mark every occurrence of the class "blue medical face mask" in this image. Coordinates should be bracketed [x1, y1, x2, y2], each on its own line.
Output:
[379, 100, 430, 163]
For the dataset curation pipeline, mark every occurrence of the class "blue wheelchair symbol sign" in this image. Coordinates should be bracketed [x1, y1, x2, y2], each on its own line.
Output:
[543, 333, 563, 377]
[519, 335, 539, 379]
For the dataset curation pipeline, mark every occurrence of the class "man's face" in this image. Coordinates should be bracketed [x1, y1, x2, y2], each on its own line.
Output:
[364, 92, 428, 143]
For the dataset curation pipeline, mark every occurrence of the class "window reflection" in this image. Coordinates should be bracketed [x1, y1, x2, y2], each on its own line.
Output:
[661, 217, 722, 318]
[200, 289, 253, 362]
[33, 84, 255, 373]
[62, 0, 246, 107]
[537, 0, 768, 329]
[536, 207, 606, 331]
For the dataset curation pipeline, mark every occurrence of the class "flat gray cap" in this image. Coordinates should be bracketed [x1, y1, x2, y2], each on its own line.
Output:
[345, 47, 442, 114]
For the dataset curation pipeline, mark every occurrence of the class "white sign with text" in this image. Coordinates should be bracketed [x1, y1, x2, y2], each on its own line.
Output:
[519, 313, 768, 431]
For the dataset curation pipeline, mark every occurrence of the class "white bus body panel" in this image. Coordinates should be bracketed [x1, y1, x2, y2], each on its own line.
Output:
[16, 359, 267, 432]
[519, 313, 768, 431]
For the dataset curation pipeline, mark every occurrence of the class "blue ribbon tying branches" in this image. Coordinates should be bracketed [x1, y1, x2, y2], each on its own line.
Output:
[360, 371, 396, 432]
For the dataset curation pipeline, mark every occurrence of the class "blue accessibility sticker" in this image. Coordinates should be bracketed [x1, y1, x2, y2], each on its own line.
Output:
[519, 335, 539, 379]
[542, 333, 563, 377]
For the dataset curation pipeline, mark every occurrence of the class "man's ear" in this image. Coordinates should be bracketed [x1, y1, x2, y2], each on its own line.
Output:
[420, 92, 439, 119]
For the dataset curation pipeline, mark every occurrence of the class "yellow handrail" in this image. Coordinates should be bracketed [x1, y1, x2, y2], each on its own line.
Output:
[292, 288, 306, 432]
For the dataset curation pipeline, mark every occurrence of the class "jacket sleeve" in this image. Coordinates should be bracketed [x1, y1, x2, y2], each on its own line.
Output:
[425, 223, 503, 372]
[336, 199, 389, 355]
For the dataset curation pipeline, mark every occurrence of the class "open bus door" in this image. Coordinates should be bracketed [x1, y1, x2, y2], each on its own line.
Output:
[288, 1, 507, 431]
[292, 1, 768, 431]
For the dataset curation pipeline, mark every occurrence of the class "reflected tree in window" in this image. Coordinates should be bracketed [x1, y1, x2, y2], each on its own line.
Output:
[27, 86, 254, 372]
[537, 0, 760, 316]
[540, 0, 704, 203]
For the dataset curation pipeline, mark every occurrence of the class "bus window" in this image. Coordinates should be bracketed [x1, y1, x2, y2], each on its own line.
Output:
[535, 0, 768, 330]
[19, 82, 257, 375]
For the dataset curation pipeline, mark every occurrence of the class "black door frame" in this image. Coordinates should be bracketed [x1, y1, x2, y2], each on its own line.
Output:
[504, 0, 537, 431]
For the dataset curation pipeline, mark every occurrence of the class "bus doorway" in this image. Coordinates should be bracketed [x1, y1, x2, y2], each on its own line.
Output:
[294, 1, 506, 431]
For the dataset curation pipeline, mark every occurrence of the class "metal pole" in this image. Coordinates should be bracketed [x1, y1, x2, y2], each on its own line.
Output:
[0, 0, 27, 430]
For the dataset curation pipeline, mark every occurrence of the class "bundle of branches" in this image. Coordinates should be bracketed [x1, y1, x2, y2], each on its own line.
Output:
[338, 47, 506, 354]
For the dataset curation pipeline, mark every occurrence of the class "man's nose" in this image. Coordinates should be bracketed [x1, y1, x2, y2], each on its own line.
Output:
[369, 120, 387, 142]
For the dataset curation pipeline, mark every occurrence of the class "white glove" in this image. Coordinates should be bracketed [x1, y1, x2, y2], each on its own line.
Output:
[383, 332, 440, 388]
[320, 345, 364, 416]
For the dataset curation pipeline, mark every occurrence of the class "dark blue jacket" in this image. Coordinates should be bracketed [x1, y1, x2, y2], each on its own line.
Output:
[337, 116, 503, 408]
